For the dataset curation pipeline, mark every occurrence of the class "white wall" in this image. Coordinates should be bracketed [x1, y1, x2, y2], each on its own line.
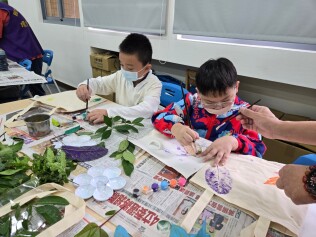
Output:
[9, 0, 316, 119]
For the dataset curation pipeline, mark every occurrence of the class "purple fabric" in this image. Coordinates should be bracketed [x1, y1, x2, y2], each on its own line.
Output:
[0, 4, 43, 62]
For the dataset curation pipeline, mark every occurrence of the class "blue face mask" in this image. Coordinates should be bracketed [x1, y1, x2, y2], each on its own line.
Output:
[121, 66, 147, 82]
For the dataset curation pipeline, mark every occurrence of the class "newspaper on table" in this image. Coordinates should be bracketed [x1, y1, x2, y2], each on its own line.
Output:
[0, 61, 46, 86]
[85, 155, 204, 237]
[189, 196, 291, 237]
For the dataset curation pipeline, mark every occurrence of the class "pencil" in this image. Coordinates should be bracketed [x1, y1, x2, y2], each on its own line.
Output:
[215, 99, 261, 131]
[180, 86, 198, 153]
[86, 78, 89, 111]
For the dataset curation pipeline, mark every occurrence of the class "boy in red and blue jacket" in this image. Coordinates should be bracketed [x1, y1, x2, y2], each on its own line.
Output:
[152, 58, 266, 166]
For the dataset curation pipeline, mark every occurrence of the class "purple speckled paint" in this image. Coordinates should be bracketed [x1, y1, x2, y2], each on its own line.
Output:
[205, 167, 232, 194]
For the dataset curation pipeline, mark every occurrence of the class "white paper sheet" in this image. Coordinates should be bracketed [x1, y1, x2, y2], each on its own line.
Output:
[130, 130, 208, 178]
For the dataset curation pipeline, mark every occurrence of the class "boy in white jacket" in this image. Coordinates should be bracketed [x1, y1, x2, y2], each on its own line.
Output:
[76, 33, 162, 124]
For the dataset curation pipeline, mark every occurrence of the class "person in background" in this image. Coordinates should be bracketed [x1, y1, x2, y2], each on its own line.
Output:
[152, 58, 266, 166]
[76, 33, 162, 123]
[0, 3, 46, 97]
[236, 105, 316, 205]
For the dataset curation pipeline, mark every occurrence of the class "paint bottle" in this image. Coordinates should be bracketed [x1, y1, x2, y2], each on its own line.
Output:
[178, 177, 187, 187]
[142, 186, 152, 195]
[160, 180, 169, 190]
[151, 183, 159, 192]
[133, 188, 140, 198]
[169, 179, 177, 188]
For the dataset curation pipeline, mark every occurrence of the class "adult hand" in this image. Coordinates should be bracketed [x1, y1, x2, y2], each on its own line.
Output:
[171, 123, 199, 146]
[276, 164, 316, 205]
[76, 84, 92, 102]
[236, 105, 280, 139]
[86, 109, 108, 124]
[198, 136, 238, 166]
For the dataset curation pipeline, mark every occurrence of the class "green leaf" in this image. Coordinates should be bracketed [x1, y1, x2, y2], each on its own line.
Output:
[114, 128, 129, 134]
[14, 204, 21, 220]
[132, 117, 144, 124]
[103, 116, 112, 127]
[133, 122, 144, 127]
[91, 133, 102, 139]
[101, 129, 112, 140]
[97, 142, 105, 148]
[112, 116, 122, 122]
[119, 140, 129, 152]
[0, 169, 23, 175]
[36, 205, 62, 225]
[122, 160, 134, 177]
[77, 131, 94, 136]
[127, 143, 135, 153]
[15, 229, 39, 237]
[35, 196, 69, 206]
[0, 216, 11, 237]
[109, 151, 120, 158]
[115, 153, 123, 160]
[11, 137, 24, 142]
[9, 141, 24, 153]
[114, 124, 138, 133]
[95, 126, 108, 134]
[105, 210, 116, 216]
[74, 223, 109, 237]
[22, 219, 29, 230]
[122, 150, 135, 164]
[52, 118, 60, 127]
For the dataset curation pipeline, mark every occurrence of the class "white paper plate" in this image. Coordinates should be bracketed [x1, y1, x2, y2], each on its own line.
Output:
[75, 185, 95, 199]
[93, 185, 114, 201]
[73, 173, 92, 186]
[108, 176, 126, 190]
[87, 166, 106, 177]
[103, 167, 121, 179]
[90, 176, 109, 187]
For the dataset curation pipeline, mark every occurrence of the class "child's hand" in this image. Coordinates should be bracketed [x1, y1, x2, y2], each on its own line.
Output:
[76, 84, 92, 102]
[199, 136, 238, 166]
[87, 109, 108, 124]
[171, 123, 199, 146]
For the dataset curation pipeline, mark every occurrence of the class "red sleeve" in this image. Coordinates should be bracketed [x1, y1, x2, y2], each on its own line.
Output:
[0, 10, 9, 39]
[151, 93, 192, 137]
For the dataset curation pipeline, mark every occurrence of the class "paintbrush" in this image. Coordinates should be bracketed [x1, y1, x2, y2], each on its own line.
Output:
[86, 78, 89, 112]
[215, 99, 261, 131]
[180, 86, 198, 153]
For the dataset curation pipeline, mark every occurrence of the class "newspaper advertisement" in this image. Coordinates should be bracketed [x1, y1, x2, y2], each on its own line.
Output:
[86, 155, 204, 237]
[191, 196, 291, 237]
[0, 61, 46, 86]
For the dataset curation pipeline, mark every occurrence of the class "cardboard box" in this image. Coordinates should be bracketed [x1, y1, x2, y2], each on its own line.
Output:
[92, 67, 102, 77]
[185, 69, 197, 90]
[90, 53, 119, 71]
[263, 138, 312, 164]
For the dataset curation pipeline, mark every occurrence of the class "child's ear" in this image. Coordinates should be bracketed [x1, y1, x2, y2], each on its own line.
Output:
[235, 81, 240, 93]
[146, 63, 152, 71]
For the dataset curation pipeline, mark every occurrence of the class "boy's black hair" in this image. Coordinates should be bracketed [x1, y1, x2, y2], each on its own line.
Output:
[196, 58, 237, 96]
[119, 33, 152, 66]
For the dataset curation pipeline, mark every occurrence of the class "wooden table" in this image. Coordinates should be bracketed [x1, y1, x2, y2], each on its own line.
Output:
[0, 97, 315, 237]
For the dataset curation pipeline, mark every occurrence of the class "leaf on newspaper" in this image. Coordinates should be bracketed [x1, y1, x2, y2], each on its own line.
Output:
[205, 166, 232, 194]
[105, 210, 116, 216]
[74, 223, 109, 237]
[62, 145, 108, 162]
